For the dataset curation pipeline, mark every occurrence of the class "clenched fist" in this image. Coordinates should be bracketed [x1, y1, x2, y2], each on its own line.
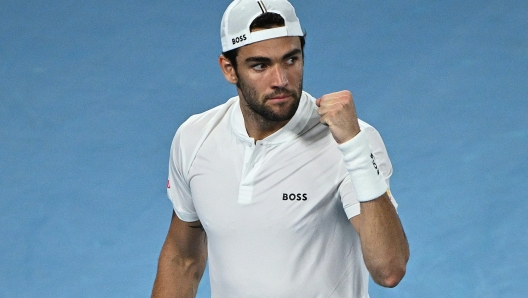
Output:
[315, 90, 361, 144]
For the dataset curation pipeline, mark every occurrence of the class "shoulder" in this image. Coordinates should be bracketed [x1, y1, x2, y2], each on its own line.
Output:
[179, 98, 236, 134]
[168, 96, 239, 177]
[173, 97, 238, 148]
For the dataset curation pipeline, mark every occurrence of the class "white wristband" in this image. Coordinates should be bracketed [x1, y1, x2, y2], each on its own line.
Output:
[338, 130, 388, 202]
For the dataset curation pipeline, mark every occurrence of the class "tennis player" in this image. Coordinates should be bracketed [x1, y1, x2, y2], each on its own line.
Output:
[152, 1, 409, 297]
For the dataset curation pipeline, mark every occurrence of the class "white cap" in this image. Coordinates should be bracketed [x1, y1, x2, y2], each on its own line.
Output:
[220, 0, 304, 52]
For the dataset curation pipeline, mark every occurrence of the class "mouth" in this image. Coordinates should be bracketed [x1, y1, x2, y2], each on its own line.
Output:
[266, 93, 293, 103]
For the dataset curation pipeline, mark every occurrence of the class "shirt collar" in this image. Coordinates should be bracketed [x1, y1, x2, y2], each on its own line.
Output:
[230, 91, 319, 145]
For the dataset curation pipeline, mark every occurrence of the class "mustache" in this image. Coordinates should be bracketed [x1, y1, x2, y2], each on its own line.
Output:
[263, 88, 296, 100]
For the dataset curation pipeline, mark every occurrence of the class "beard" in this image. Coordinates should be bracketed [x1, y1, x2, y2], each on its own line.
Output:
[236, 75, 303, 123]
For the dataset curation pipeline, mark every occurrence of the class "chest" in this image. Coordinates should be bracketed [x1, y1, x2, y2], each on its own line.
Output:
[187, 126, 349, 236]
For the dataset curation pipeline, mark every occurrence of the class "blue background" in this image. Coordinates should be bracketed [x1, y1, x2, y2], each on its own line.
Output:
[1, 0, 527, 297]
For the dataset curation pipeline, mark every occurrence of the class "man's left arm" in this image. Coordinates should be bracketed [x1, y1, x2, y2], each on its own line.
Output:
[316, 90, 410, 287]
[350, 193, 409, 287]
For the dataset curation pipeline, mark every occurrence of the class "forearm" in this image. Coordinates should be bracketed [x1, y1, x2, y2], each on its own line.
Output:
[152, 241, 207, 298]
[152, 214, 207, 298]
[353, 193, 409, 287]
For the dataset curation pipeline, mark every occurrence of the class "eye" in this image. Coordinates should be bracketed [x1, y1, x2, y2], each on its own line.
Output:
[252, 64, 267, 71]
[285, 56, 299, 65]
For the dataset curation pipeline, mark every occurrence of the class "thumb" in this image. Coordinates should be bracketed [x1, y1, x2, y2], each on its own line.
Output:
[315, 97, 321, 107]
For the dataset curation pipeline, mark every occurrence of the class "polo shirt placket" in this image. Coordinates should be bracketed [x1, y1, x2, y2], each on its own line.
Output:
[230, 93, 313, 205]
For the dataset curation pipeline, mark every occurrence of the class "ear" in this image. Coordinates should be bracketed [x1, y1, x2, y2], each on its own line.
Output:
[219, 55, 238, 84]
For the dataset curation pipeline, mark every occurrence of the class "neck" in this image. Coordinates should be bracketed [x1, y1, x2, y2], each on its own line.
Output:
[239, 100, 289, 142]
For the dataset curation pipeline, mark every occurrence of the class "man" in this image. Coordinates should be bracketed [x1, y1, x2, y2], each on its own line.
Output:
[152, 0, 409, 297]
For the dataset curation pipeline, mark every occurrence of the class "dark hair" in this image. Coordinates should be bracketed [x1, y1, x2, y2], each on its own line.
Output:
[222, 12, 306, 71]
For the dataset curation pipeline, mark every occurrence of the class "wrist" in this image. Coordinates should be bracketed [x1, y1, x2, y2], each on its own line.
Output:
[338, 130, 387, 202]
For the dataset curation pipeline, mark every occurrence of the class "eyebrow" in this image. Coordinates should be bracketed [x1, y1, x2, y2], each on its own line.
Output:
[244, 48, 302, 64]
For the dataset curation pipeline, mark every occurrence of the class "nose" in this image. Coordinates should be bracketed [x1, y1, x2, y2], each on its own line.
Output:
[270, 65, 288, 88]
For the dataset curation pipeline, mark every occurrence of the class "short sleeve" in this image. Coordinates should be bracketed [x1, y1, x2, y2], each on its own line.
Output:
[167, 127, 200, 222]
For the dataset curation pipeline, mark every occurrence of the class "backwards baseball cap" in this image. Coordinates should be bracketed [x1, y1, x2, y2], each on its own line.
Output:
[220, 0, 304, 52]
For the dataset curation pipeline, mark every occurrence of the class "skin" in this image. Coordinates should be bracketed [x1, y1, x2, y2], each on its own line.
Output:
[315, 90, 410, 287]
[151, 213, 207, 298]
[152, 35, 410, 297]
[220, 36, 305, 140]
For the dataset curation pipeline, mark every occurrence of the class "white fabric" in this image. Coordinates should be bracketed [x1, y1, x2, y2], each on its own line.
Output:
[220, 0, 304, 51]
[167, 91, 396, 297]
[338, 130, 389, 202]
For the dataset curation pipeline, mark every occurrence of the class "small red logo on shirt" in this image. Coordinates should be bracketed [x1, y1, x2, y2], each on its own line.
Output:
[167, 180, 171, 188]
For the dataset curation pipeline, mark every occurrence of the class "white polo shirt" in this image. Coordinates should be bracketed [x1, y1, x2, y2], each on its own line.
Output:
[167, 91, 396, 298]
